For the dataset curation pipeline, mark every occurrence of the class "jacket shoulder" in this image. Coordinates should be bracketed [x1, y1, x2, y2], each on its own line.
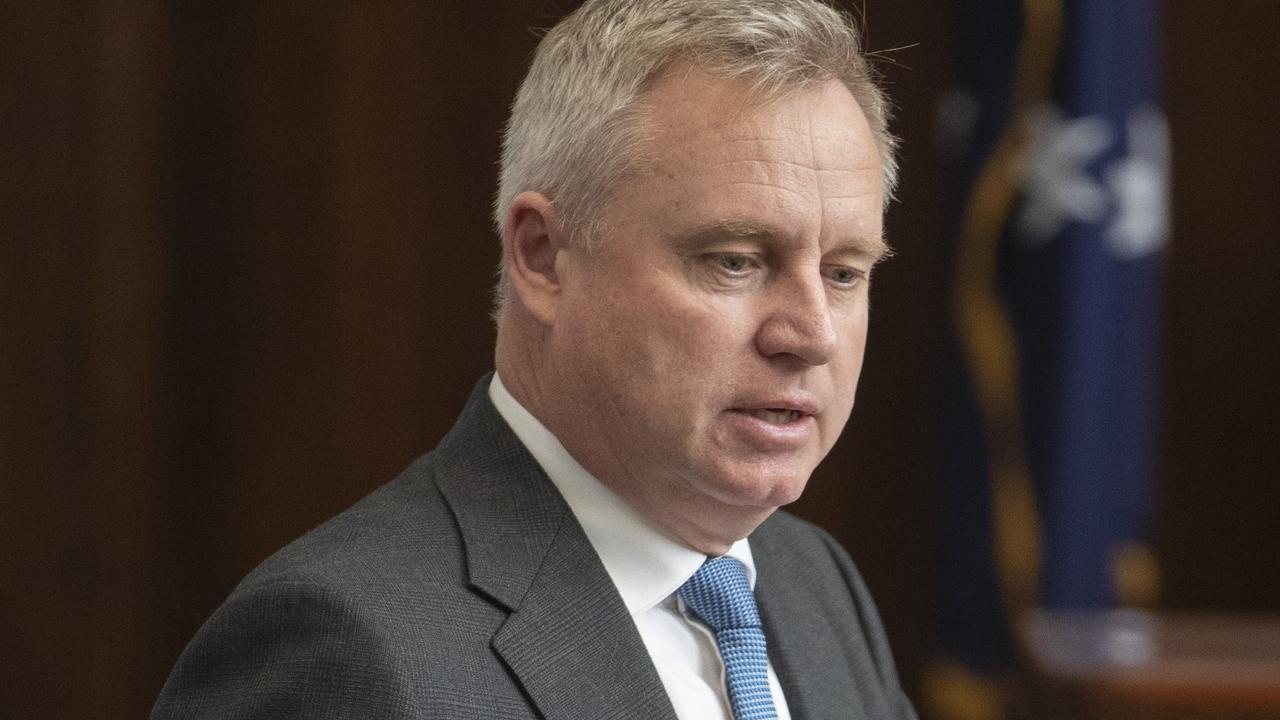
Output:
[238, 452, 459, 597]
[751, 510, 918, 720]
[153, 452, 515, 719]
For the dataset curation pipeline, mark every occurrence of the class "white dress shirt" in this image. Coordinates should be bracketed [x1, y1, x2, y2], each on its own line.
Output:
[489, 374, 792, 720]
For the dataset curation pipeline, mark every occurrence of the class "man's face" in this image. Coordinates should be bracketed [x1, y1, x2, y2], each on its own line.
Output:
[544, 67, 886, 545]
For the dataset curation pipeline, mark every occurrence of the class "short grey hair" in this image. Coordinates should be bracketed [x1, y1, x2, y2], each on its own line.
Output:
[493, 0, 898, 318]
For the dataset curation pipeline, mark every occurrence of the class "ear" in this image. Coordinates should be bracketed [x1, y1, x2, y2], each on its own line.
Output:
[502, 191, 568, 326]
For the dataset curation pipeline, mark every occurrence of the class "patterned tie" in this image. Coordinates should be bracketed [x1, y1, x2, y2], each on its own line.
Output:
[678, 557, 779, 720]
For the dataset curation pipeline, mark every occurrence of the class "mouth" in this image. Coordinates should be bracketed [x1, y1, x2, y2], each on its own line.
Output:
[746, 408, 806, 425]
[725, 403, 818, 450]
[729, 395, 818, 424]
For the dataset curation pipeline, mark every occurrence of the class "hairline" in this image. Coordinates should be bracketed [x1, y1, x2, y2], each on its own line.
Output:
[492, 1, 898, 322]
[576, 58, 887, 241]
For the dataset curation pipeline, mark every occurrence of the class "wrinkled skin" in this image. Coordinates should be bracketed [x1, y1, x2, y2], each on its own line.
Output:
[502, 65, 886, 554]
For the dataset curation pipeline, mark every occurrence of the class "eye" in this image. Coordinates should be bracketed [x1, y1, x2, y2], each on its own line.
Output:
[712, 253, 757, 275]
[824, 265, 865, 287]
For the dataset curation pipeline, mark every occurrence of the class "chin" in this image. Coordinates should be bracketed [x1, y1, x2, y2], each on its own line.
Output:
[703, 461, 813, 510]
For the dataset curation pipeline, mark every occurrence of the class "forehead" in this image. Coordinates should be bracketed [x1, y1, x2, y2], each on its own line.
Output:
[619, 65, 885, 250]
[641, 65, 876, 163]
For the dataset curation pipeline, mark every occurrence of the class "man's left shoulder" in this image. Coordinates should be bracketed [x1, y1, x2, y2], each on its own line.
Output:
[750, 509, 860, 578]
[750, 511, 919, 720]
[749, 509, 885, 630]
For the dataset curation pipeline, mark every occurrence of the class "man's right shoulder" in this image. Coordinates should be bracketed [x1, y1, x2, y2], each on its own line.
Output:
[152, 448, 528, 719]
[238, 450, 460, 597]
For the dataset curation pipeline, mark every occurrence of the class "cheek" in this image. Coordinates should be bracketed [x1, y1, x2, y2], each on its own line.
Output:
[563, 291, 693, 401]
[827, 312, 870, 415]
[616, 288, 744, 369]
[842, 324, 869, 379]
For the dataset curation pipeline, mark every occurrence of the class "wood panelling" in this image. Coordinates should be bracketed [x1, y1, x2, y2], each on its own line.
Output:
[1, 1, 1275, 717]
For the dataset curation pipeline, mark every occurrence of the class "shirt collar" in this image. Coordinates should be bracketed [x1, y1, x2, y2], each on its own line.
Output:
[488, 373, 757, 614]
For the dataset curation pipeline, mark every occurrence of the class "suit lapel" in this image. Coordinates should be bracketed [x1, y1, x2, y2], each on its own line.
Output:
[491, 521, 678, 720]
[753, 521, 873, 720]
[435, 378, 678, 720]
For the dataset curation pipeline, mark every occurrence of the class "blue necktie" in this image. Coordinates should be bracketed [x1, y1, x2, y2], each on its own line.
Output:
[678, 557, 779, 720]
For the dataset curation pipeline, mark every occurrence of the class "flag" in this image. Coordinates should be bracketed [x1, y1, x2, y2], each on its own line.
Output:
[929, 0, 1169, 716]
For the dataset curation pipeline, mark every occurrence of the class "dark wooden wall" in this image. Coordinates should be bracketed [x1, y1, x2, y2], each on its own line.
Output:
[1156, 0, 1280, 613]
[2, 2, 1276, 717]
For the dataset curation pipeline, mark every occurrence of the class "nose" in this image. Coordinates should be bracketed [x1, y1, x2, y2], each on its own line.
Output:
[754, 273, 838, 366]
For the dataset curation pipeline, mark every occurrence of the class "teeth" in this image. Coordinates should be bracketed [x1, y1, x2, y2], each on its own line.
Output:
[751, 409, 800, 425]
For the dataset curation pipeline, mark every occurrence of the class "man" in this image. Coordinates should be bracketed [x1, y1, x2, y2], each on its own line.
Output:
[153, 1, 916, 718]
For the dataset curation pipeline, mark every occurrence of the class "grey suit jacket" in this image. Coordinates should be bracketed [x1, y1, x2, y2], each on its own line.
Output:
[152, 377, 916, 719]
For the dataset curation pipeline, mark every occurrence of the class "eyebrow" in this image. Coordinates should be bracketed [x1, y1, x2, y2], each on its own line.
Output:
[675, 218, 890, 261]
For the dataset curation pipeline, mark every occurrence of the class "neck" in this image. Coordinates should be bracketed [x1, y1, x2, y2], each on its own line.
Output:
[494, 312, 775, 557]
[494, 311, 552, 423]
[614, 479, 774, 556]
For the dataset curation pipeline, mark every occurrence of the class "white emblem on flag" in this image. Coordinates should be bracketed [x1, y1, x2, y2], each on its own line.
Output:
[1104, 107, 1170, 259]
[1016, 104, 1114, 243]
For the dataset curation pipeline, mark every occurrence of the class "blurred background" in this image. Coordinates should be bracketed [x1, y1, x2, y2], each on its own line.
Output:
[2, 1, 1277, 718]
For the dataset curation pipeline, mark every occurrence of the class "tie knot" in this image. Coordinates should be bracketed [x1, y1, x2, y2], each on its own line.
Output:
[678, 556, 761, 631]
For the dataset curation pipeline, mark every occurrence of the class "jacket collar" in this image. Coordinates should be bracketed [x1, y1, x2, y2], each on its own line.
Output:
[753, 516, 878, 720]
[433, 376, 679, 720]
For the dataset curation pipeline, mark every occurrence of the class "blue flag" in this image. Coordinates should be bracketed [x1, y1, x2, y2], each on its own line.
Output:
[931, 0, 1168, 715]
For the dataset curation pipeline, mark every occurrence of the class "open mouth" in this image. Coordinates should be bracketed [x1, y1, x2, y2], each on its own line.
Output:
[747, 408, 804, 425]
